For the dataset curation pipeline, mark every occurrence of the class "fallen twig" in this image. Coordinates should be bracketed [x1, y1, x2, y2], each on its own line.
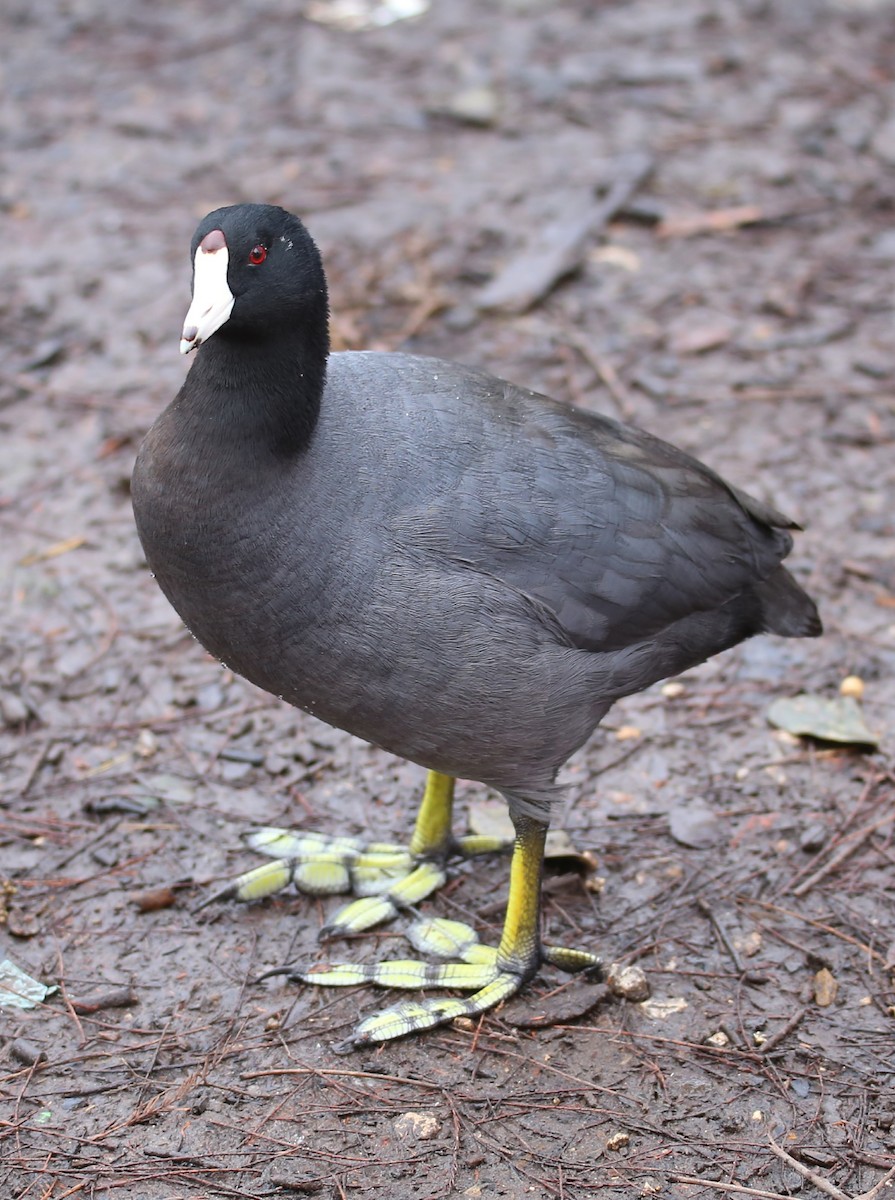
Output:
[477, 153, 653, 312]
[769, 1135, 895, 1200]
[791, 813, 893, 898]
[756, 1007, 807, 1055]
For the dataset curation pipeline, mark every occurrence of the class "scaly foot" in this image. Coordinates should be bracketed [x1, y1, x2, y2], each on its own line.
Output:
[263, 916, 602, 1050]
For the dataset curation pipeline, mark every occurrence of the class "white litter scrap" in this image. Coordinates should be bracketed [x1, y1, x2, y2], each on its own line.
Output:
[306, 0, 429, 31]
[640, 996, 688, 1020]
[0, 959, 56, 1009]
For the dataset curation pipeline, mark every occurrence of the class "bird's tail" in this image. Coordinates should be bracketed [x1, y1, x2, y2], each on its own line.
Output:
[757, 566, 822, 638]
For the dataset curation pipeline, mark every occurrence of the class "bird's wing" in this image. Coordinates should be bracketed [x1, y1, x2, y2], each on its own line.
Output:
[391, 377, 796, 653]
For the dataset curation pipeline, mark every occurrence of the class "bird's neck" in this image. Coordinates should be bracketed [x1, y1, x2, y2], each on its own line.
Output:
[179, 327, 327, 459]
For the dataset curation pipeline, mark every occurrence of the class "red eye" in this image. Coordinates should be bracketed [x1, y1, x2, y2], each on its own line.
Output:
[248, 244, 267, 265]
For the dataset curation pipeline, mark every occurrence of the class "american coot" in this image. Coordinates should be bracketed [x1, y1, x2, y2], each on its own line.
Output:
[132, 204, 821, 1049]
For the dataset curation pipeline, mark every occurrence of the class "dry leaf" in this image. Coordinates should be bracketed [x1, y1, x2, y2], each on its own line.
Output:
[767, 694, 879, 748]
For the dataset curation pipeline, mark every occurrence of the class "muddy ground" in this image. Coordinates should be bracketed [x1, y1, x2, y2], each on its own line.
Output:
[2, 1, 895, 1197]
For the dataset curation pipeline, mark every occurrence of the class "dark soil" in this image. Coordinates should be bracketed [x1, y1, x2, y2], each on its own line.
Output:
[2, 2, 894, 1197]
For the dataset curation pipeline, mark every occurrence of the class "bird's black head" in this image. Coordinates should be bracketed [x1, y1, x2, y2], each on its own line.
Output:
[180, 204, 329, 355]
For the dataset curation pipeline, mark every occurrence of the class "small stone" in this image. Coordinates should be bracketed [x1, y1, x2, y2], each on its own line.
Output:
[10, 1038, 47, 1066]
[606, 1130, 630, 1151]
[394, 1110, 440, 1141]
[799, 822, 827, 853]
[814, 967, 838, 1007]
[135, 729, 158, 757]
[668, 800, 719, 848]
[661, 681, 686, 699]
[443, 86, 500, 126]
[133, 887, 177, 913]
[0, 691, 29, 726]
[219, 760, 253, 782]
[606, 963, 650, 1002]
[641, 996, 688, 1019]
[734, 930, 762, 958]
[264, 753, 291, 775]
[8, 910, 40, 938]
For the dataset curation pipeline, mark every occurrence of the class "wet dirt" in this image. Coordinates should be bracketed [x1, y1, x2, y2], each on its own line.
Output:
[2, 1, 895, 1197]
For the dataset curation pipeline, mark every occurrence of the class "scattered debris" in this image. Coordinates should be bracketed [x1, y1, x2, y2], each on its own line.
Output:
[667, 316, 736, 356]
[132, 886, 179, 912]
[2, 3, 892, 1197]
[18, 535, 87, 566]
[0, 959, 56, 1010]
[70, 987, 139, 1014]
[435, 86, 500, 127]
[641, 996, 688, 1019]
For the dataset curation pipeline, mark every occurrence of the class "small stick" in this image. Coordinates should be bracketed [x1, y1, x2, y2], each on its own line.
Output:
[669, 1176, 810, 1200]
[563, 330, 637, 421]
[71, 987, 138, 1014]
[757, 1007, 807, 1055]
[856, 1167, 895, 1200]
[791, 814, 893, 897]
[55, 944, 86, 1046]
[768, 1135, 850, 1200]
[696, 896, 745, 974]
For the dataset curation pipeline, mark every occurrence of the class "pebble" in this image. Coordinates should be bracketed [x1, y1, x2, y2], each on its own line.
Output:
[0, 690, 30, 726]
[394, 1110, 440, 1141]
[606, 963, 650, 1002]
[10, 1038, 47, 1066]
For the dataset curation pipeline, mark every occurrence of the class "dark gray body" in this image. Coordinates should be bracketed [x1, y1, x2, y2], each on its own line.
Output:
[132, 350, 818, 821]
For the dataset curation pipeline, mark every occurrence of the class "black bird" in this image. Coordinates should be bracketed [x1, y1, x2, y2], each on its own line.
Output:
[132, 204, 821, 1048]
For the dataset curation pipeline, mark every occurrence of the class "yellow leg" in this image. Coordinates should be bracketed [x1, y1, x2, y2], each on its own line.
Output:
[495, 812, 544, 974]
[324, 809, 601, 1048]
[408, 770, 455, 857]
